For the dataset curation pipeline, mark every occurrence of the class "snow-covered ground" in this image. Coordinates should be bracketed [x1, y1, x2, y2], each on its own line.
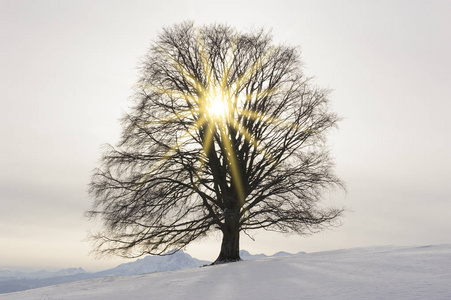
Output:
[2, 245, 450, 300]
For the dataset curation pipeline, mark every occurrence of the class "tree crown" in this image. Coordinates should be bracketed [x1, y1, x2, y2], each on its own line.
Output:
[88, 22, 343, 258]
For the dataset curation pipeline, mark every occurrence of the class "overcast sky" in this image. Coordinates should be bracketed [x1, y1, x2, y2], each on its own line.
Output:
[1, 0, 450, 271]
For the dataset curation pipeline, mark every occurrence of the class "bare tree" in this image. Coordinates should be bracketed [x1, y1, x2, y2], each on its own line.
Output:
[88, 22, 343, 264]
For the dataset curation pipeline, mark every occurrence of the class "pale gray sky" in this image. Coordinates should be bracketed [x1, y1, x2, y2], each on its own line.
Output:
[1, 0, 450, 271]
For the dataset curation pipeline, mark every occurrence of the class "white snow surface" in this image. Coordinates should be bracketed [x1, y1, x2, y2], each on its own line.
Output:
[2, 245, 450, 300]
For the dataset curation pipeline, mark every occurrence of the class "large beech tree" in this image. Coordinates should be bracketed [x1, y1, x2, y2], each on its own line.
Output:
[88, 22, 343, 264]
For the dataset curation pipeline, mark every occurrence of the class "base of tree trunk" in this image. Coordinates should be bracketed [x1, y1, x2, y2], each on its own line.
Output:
[210, 257, 241, 265]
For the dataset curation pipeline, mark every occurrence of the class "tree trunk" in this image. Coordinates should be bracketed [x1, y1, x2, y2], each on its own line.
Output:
[213, 208, 241, 264]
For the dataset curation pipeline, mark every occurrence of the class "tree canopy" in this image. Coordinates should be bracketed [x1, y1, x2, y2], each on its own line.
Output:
[88, 22, 343, 263]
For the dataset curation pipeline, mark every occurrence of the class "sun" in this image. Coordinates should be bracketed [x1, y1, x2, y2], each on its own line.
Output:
[209, 96, 227, 118]
[204, 86, 229, 121]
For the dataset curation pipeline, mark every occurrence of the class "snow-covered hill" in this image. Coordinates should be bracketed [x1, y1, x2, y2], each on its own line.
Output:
[2, 245, 450, 299]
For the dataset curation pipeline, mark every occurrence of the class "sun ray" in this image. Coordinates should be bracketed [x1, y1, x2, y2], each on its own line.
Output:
[192, 121, 216, 188]
[218, 123, 245, 205]
[228, 118, 275, 163]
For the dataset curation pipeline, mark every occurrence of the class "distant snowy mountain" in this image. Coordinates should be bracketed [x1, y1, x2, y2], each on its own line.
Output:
[0, 268, 86, 280]
[272, 250, 303, 257]
[0, 271, 90, 294]
[239, 249, 304, 260]
[0, 250, 209, 294]
[239, 249, 268, 260]
[0, 271, 23, 279]
[94, 250, 210, 277]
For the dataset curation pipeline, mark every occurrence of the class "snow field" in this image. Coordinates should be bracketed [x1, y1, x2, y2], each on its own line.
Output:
[2, 245, 450, 300]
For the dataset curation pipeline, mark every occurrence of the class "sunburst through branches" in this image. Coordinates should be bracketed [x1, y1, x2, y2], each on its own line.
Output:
[140, 34, 286, 206]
